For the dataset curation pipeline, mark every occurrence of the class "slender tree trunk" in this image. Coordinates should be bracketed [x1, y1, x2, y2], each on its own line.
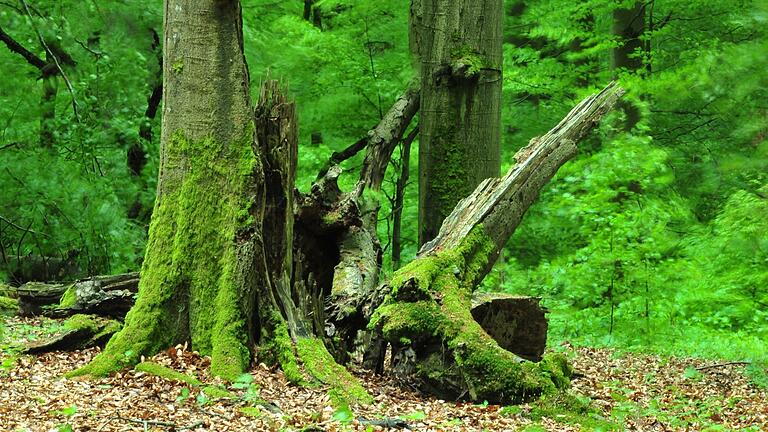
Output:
[40, 52, 57, 147]
[415, 0, 503, 246]
[612, 2, 645, 130]
[392, 126, 418, 270]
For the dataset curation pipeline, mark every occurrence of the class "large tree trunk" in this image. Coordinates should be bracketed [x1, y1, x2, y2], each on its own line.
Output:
[415, 0, 503, 245]
[71, 0, 263, 380]
[70, 1, 371, 407]
[367, 83, 625, 404]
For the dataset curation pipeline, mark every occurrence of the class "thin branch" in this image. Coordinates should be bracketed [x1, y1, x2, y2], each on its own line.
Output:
[316, 136, 369, 179]
[0, 215, 49, 237]
[695, 361, 751, 371]
[20, 0, 80, 122]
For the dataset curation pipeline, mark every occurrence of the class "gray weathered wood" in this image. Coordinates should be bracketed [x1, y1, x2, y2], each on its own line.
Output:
[419, 82, 626, 289]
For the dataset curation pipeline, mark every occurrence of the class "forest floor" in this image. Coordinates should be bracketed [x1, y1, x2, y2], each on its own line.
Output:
[1, 316, 767, 431]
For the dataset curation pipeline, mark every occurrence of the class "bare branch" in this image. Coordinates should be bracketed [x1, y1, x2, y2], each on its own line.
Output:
[19, 0, 80, 121]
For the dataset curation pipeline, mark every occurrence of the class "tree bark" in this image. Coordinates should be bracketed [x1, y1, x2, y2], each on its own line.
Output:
[392, 126, 418, 270]
[368, 83, 624, 404]
[415, 0, 503, 246]
[71, 0, 264, 380]
[40, 52, 58, 147]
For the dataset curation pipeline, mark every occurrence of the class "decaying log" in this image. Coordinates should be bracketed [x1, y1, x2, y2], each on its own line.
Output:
[9, 273, 138, 318]
[364, 83, 624, 404]
[12, 282, 69, 314]
[24, 314, 122, 354]
[296, 82, 420, 361]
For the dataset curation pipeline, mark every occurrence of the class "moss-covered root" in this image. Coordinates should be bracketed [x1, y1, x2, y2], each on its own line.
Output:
[65, 286, 180, 379]
[135, 361, 202, 386]
[296, 337, 373, 409]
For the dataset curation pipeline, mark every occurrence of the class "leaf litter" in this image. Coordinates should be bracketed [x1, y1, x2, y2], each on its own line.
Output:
[1, 317, 766, 431]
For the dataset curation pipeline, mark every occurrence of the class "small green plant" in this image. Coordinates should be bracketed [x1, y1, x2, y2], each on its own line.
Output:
[400, 410, 427, 421]
[53, 405, 77, 432]
[175, 387, 190, 404]
[331, 406, 354, 424]
[232, 373, 261, 405]
[683, 367, 704, 381]
[499, 405, 522, 417]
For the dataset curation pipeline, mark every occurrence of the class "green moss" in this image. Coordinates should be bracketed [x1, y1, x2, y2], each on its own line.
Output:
[528, 390, 619, 430]
[63, 314, 103, 333]
[450, 45, 488, 78]
[239, 406, 262, 418]
[71, 126, 259, 380]
[374, 226, 570, 403]
[203, 385, 233, 399]
[0, 295, 18, 312]
[172, 59, 183, 74]
[58, 284, 77, 307]
[259, 313, 305, 385]
[296, 337, 373, 408]
[375, 301, 448, 342]
[135, 361, 202, 386]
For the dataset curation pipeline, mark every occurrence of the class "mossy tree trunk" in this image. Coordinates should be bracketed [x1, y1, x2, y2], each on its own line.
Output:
[71, 0, 262, 380]
[70, 1, 372, 407]
[415, 0, 503, 246]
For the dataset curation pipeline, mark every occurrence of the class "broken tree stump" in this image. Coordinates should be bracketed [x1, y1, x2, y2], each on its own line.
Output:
[364, 83, 624, 404]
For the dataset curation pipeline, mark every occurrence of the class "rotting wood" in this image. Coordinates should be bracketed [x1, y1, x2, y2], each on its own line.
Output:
[360, 83, 624, 403]
[8, 273, 138, 318]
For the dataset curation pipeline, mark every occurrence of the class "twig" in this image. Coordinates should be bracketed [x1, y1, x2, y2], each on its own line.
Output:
[695, 361, 751, 371]
[19, 0, 81, 122]
[0, 215, 49, 237]
[98, 413, 205, 431]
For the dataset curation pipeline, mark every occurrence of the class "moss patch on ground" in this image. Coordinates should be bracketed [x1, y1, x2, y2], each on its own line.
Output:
[0, 295, 18, 312]
[527, 390, 619, 430]
[135, 361, 202, 386]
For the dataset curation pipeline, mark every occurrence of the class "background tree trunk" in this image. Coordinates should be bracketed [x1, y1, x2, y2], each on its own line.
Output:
[612, 2, 645, 130]
[40, 51, 57, 148]
[415, 0, 503, 246]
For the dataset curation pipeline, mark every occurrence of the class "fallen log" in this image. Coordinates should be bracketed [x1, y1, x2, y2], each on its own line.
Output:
[9, 273, 138, 318]
[23, 314, 122, 354]
[367, 83, 624, 404]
